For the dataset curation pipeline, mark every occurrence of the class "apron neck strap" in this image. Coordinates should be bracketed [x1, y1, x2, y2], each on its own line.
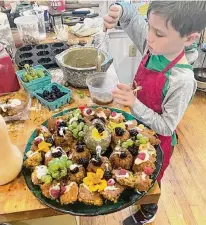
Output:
[162, 50, 185, 73]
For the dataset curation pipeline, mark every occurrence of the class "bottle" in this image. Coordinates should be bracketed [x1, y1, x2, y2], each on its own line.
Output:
[0, 44, 20, 95]
[0, 115, 23, 185]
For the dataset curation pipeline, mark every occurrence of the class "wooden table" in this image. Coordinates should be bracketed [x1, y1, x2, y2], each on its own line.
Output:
[0, 32, 160, 223]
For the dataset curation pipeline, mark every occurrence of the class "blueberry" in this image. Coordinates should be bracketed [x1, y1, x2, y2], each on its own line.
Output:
[120, 151, 127, 159]
[79, 158, 89, 167]
[70, 167, 79, 174]
[46, 137, 55, 146]
[92, 157, 102, 166]
[129, 129, 138, 137]
[115, 127, 125, 136]
[52, 148, 62, 158]
[76, 145, 84, 152]
[95, 123, 104, 133]
[103, 170, 112, 180]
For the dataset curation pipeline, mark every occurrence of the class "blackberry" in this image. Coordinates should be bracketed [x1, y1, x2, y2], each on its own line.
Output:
[95, 123, 104, 133]
[76, 145, 84, 153]
[128, 146, 138, 156]
[79, 158, 89, 167]
[77, 140, 85, 146]
[70, 167, 79, 174]
[46, 137, 55, 146]
[129, 129, 138, 137]
[115, 127, 125, 136]
[52, 149, 62, 158]
[103, 170, 112, 180]
[43, 90, 50, 97]
[92, 157, 102, 166]
[52, 85, 58, 91]
[120, 151, 127, 159]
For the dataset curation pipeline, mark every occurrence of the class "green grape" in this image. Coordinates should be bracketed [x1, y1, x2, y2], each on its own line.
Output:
[33, 76, 39, 80]
[78, 114, 83, 119]
[73, 134, 78, 139]
[68, 125, 73, 131]
[121, 142, 128, 149]
[77, 124, 83, 131]
[60, 155, 68, 162]
[48, 161, 59, 171]
[126, 139, 134, 147]
[27, 75, 33, 82]
[75, 109, 81, 114]
[41, 175, 52, 184]
[79, 122, 84, 127]
[59, 160, 67, 169]
[24, 64, 30, 69]
[139, 137, 149, 144]
[137, 134, 143, 140]
[23, 76, 28, 82]
[78, 131, 84, 137]
[60, 168, 67, 178]
[83, 125, 88, 132]
[72, 128, 78, 136]
[66, 160, 72, 168]
[36, 70, 44, 77]
[52, 171, 60, 180]
[72, 121, 78, 129]
[135, 140, 140, 146]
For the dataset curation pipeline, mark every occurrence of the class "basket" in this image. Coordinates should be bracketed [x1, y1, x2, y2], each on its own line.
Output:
[16, 65, 51, 95]
[33, 82, 72, 110]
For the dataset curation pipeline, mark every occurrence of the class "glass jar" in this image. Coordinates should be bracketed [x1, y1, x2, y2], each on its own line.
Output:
[0, 12, 16, 58]
[14, 15, 40, 45]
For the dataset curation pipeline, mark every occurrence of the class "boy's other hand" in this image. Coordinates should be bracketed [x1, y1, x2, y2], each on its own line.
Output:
[112, 83, 136, 108]
[103, 4, 122, 31]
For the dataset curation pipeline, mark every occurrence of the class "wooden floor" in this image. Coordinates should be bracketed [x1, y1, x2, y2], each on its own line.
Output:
[80, 91, 206, 225]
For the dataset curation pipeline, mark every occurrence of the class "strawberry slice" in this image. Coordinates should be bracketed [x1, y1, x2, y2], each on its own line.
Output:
[144, 166, 154, 175]
[119, 168, 127, 176]
[78, 105, 87, 113]
[137, 152, 146, 160]
[107, 178, 115, 186]
[34, 137, 43, 146]
[111, 111, 117, 117]
[60, 186, 67, 194]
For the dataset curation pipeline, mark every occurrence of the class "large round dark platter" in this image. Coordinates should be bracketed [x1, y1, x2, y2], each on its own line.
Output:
[22, 106, 163, 216]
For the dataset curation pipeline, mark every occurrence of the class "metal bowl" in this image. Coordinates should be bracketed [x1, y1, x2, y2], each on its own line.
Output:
[55, 46, 113, 88]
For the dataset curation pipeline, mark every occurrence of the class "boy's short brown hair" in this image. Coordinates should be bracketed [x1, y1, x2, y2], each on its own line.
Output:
[147, 1, 206, 36]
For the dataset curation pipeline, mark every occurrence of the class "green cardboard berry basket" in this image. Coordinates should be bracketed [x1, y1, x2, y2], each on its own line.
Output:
[16, 65, 51, 95]
[33, 82, 72, 111]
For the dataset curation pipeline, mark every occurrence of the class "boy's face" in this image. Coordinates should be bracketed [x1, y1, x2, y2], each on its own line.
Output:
[147, 12, 197, 56]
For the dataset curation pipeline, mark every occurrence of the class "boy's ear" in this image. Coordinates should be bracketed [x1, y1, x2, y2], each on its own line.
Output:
[184, 32, 200, 47]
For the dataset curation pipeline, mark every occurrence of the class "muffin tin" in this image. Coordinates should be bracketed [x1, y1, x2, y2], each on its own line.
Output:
[15, 42, 68, 69]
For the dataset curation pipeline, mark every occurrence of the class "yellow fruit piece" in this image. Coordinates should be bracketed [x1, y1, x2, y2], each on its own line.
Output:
[37, 141, 52, 153]
[108, 121, 125, 131]
[138, 124, 145, 130]
[91, 128, 108, 141]
[139, 144, 148, 151]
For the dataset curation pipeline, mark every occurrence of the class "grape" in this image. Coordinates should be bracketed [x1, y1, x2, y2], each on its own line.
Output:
[121, 142, 128, 149]
[137, 134, 143, 140]
[126, 139, 134, 147]
[68, 125, 73, 131]
[52, 171, 60, 179]
[60, 168, 67, 178]
[66, 160, 72, 168]
[60, 155, 68, 162]
[135, 140, 140, 146]
[78, 131, 84, 137]
[139, 137, 149, 144]
[27, 75, 33, 82]
[80, 122, 84, 127]
[78, 114, 83, 119]
[59, 161, 67, 169]
[72, 128, 78, 136]
[83, 125, 88, 132]
[48, 161, 59, 171]
[24, 64, 30, 69]
[41, 175, 52, 184]
[77, 124, 83, 131]
[72, 122, 78, 129]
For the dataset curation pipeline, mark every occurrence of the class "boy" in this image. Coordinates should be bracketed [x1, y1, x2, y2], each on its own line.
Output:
[104, 1, 206, 225]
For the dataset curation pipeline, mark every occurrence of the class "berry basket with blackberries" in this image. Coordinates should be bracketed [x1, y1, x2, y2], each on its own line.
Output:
[33, 82, 72, 110]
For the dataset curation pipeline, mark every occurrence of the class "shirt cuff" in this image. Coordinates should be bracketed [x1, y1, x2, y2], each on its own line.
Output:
[131, 98, 147, 118]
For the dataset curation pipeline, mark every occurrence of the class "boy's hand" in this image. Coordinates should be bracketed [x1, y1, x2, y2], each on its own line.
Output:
[103, 4, 122, 31]
[112, 83, 136, 107]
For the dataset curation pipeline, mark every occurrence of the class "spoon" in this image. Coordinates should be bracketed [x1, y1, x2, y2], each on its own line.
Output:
[96, 30, 107, 72]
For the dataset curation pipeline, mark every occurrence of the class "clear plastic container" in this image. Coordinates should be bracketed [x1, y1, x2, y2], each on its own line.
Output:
[86, 72, 118, 105]
[34, 8, 46, 40]
[0, 12, 16, 58]
[14, 15, 40, 45]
